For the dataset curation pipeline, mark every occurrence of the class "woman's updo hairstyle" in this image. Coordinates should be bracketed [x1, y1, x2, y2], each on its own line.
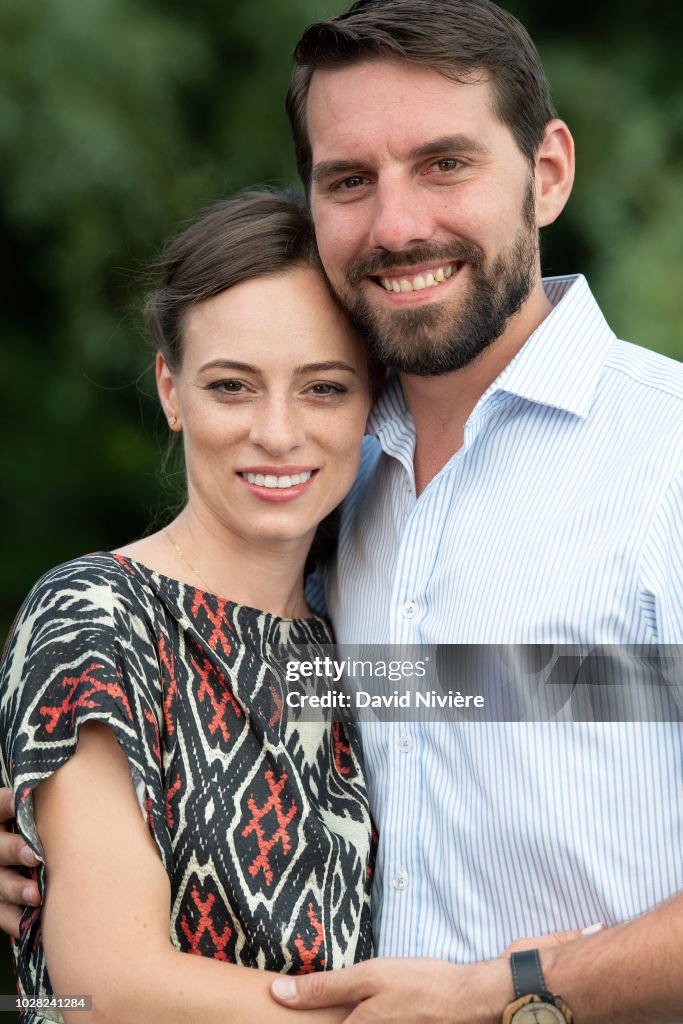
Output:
[145, 188, 319, 370]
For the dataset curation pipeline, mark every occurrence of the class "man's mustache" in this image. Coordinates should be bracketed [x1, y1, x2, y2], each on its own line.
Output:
[346, 241, 484, 283]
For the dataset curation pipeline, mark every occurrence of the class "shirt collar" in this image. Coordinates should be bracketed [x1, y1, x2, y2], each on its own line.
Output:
[367, 274, 616, 438]
[366, 367, 411, 438]
[488, 274, 615, 418]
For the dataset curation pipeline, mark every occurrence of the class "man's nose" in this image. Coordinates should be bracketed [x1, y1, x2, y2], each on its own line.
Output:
[248, 395, 305, 455]
[368, 176, 435, 252]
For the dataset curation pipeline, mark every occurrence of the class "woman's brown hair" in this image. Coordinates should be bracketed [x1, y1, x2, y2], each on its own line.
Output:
[145, 188, 319, 370]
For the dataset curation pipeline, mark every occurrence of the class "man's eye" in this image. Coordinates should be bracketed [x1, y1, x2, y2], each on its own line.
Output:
[341, 175, 366, 189]
[434, 159, 460, 172]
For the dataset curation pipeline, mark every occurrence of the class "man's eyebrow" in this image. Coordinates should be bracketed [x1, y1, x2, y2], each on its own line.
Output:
[409, 134, 490, 160]
[311, 160, 364, 186]
[311, 135, 490, 185]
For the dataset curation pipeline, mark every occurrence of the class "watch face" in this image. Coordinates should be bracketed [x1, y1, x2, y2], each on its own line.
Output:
[511, 1003, 567, 1024]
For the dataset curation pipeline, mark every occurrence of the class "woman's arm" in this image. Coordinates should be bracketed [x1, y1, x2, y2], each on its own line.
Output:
[35, 722, 351, 1024]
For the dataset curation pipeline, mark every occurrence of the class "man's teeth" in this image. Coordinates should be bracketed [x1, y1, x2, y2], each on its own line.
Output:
[243, 471, 313, 488]
[380, 263, 456, 293]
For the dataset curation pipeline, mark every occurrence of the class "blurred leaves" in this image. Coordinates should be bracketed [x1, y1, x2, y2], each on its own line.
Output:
[542, 39, 683, 358]
[1, 0, 681, 638]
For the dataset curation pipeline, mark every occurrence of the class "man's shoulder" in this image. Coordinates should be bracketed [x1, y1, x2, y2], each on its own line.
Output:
[606, 338, 683, 403]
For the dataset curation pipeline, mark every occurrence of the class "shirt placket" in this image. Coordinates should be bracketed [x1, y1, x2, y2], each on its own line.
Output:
[373, 406, 498, 954]
[371, 465, 455, 953]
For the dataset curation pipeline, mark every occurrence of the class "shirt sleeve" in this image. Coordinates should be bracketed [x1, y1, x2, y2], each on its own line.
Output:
[0, 559, 173, 879]
[640, 468, 683, 643]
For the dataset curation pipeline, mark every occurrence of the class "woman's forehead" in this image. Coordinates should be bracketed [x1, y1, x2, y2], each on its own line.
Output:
[179, 267, 366, 373]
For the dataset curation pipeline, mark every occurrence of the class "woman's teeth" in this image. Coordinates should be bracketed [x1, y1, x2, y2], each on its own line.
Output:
[380, 262, 456, 293]
[243, 471, 313, 488]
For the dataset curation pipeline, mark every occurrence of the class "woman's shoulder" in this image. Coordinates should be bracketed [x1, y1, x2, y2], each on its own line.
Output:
[1, 554, 167, 747]
[4, 553, 160, 659]
[19, 551, 152, 607]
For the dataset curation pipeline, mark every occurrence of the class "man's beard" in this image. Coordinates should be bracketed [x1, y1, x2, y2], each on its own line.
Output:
[333, 186, 538, 377]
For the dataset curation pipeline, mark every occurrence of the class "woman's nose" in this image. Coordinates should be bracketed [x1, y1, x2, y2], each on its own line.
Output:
[248, 396, 305, 455]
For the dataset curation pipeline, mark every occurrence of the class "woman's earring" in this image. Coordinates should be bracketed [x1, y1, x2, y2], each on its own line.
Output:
[169, 414, 179, 427]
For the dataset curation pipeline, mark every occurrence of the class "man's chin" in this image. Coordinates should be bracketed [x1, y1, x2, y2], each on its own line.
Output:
[343, 299, 466, 375]
[370, 344, 485, 377]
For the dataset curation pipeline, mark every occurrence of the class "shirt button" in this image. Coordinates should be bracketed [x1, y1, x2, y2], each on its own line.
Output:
[392, 872, 409, 891]
[402, 602, 416, 619]
[397, 735, 413, 753]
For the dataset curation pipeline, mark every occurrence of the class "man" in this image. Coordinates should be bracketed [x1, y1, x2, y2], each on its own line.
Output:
[2, 1, 682, 1021]
[271, 2, 683, 1020]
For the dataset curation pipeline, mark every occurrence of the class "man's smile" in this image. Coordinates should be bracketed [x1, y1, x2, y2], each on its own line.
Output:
[372, 260, 465, 294]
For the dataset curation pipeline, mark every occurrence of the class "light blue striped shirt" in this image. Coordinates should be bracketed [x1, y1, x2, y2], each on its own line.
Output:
[323, 275, 683, 961]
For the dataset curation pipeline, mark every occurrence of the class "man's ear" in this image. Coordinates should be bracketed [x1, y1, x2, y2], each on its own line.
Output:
[156, 352, 182, 430]
[534, 119, 575, 228]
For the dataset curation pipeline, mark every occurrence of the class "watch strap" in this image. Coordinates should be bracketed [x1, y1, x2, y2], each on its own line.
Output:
[510, 949, 549, 998]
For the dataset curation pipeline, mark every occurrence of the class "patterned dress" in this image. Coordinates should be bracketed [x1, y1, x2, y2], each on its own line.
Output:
[0, 553, 374, 1023]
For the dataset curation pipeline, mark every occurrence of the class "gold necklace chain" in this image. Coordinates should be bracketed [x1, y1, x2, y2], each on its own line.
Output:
[164, 528, 215, 594]
[163, 527, 307, 616]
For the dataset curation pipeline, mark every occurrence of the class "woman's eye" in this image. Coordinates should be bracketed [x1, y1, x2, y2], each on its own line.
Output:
[307, 382, 346, 397]
[210, 380, 246, 395]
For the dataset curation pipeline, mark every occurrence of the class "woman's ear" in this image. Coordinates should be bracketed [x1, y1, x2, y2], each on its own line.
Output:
[156, 353, 182, 431]
[534, 119, 575, 229]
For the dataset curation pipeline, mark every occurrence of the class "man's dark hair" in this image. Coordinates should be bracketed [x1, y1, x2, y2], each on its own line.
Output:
[287, 0, 557, 190]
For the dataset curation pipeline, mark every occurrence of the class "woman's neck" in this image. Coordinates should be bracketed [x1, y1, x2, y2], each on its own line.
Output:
[117, 506, 313, 619]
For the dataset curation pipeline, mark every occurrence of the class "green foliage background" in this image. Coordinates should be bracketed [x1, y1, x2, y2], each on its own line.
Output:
[1, 0, 682, 1006]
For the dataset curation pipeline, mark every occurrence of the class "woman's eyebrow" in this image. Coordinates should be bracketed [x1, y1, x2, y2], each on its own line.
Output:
[295, 361, 359, 375]
[198, 359, 258, 373]
[198, 359, 359, 376]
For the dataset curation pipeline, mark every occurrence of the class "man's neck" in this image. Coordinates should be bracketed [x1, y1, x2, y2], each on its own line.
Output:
[402, 280, 554, 495]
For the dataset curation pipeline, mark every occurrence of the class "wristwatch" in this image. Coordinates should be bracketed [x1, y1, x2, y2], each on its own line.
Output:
[502, 949, 574, 1024]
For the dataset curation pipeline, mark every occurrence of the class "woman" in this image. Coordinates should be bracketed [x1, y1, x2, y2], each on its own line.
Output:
[0, 189, 374, 1023]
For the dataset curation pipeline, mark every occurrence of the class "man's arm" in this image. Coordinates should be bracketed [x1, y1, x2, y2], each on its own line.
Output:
[271, 896, 683, 1024]
[0, 786, 40, 938]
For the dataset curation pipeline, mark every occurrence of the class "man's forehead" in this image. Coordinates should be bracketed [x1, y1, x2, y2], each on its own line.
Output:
[306, 59, 500, 160]
[312, 57, 476, 97]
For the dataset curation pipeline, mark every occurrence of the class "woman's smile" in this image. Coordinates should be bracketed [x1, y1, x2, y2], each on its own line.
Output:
[238, 465, 319, 502]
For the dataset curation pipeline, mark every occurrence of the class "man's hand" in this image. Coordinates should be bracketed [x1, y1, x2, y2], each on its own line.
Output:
[0, 786, 40, 939]
[270, 929, 600, 1023]
[271, 956, 513, 1024]
[272, 905, 683, 1024]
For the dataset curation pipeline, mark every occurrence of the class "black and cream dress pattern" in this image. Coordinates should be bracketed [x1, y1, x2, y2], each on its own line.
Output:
[0, 554, 374, 1019]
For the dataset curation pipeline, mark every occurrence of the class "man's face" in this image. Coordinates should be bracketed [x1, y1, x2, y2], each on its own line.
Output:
[307, 59, 541, 376]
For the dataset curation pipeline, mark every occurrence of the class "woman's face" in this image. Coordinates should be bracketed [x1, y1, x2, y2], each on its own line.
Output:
[157, 266, 371, 549]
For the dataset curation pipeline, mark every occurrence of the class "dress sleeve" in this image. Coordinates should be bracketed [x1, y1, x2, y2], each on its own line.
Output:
[0, 560, 173, 877]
